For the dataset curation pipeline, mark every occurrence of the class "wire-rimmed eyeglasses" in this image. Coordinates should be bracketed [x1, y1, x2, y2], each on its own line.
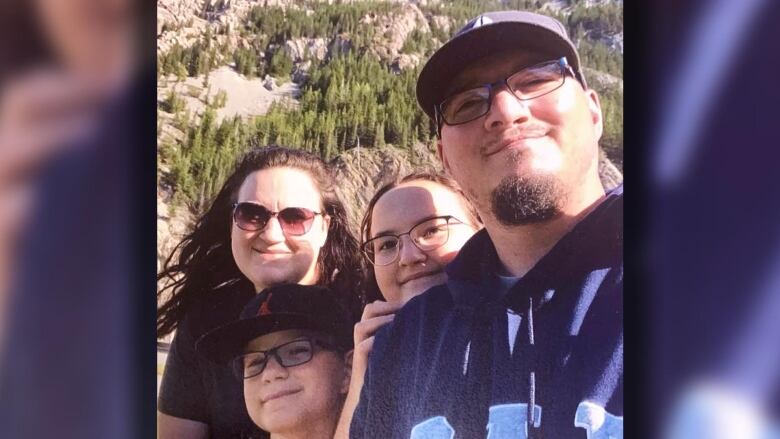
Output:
[362, 215, 468, 266]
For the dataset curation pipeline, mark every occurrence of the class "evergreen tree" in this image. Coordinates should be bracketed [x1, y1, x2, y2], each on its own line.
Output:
[161, 0, 624, 211]
[268, 50, 293, 79]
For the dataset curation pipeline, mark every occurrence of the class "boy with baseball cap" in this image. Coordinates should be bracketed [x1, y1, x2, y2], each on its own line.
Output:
[197, 284, 353, 439]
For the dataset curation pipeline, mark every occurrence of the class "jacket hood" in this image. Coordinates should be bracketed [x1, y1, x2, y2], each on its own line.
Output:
[445, 184, 623, 308]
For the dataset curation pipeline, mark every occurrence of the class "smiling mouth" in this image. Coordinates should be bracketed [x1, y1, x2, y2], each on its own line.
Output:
[400, 271, 442, 285]
[252, 248, 291, 256]
[483, 127, 548, 156]
[261, 388, 301, 404]
[486, 136, 545, 157]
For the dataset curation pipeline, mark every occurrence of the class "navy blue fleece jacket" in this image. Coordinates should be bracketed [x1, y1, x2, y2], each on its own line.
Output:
[351, 185, 623, 438]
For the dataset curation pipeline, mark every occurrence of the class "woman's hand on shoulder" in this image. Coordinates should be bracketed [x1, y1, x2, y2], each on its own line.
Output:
[353, 300, 401, 363]
[335, 300, 402, 439]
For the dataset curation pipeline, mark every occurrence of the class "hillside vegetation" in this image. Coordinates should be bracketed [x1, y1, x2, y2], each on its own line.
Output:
[157, 0, 623, 218]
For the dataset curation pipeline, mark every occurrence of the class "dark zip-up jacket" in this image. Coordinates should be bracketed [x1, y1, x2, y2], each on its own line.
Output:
[352, 185, 623, 438]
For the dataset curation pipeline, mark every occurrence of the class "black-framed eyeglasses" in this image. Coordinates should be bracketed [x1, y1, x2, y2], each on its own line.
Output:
[232, 202, 323, 236]
[436, 57, 575, 127]
[362, 215, 468, 266]
[231, 337, 339, 380]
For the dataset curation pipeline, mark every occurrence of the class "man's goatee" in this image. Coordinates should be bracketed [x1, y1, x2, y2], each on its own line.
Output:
[490, 175, 565, 225]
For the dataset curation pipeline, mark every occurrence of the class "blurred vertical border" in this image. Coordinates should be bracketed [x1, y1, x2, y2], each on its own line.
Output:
[628, 0, 780, 436]
[0, 0, 158, 437]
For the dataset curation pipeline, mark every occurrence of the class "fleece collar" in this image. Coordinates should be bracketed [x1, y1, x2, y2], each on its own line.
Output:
[445, 185, 623, 308]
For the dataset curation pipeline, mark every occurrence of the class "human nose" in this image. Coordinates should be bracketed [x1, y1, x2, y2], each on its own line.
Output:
[260, 354, 289, 383]
[483, 86, 531, 131]
[397, 235, 427, 267]
[257, 214, 286, 242]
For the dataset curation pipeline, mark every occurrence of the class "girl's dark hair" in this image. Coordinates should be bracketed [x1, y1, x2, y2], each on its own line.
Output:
[359, 171, 482, 303]
[157, 146, 363, 337]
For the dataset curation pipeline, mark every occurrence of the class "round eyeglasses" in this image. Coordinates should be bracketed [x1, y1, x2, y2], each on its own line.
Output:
[437, 57, 575, 127]
[362, 215, 467, 266]
[232, 202, 323, 236]
[231, 337, 339, 379]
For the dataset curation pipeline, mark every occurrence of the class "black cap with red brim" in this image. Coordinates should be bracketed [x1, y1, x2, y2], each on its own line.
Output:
[196, 284, 354, 365]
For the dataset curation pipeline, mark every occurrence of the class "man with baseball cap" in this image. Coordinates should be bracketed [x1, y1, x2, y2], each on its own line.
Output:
[197, 284, 353, 439]
[351, 10, 623, 438]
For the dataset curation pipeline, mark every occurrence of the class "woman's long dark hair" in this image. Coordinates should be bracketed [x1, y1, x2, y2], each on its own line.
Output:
[157, 146, 363, 337]
[359, 171, 482, 303]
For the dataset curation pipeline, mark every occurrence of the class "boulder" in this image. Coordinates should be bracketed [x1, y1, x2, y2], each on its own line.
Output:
[263, 75, 277, 91]
[390, 53, 422, 73]
[430, 15, 452, 33]
[284, 37, 328, 63]
[368, 3, 430, 60]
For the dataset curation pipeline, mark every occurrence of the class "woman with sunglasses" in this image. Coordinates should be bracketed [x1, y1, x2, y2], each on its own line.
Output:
[157, 146, 362, 439]
[334, 172, 482, 438]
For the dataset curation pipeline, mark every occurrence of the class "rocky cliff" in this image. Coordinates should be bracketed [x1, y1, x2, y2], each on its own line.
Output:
[156, 0, 625, 268]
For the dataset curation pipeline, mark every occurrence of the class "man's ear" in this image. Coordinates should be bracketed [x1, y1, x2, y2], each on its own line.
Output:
[585, 89, 603, 141]
[437, 139, 452, 175]
[341, 350, 353, 394]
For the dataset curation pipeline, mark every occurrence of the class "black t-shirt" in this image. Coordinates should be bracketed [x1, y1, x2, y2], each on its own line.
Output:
[158, 287, 266, 439]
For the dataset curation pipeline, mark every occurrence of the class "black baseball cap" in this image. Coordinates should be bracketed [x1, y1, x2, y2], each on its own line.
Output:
[416, 10, 587, 120]
[196, 284, 354, 365]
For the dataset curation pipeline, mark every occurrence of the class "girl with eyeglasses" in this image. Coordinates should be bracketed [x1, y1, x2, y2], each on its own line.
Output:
[334, 172, 482, 439]
[157, 146, 362, 439]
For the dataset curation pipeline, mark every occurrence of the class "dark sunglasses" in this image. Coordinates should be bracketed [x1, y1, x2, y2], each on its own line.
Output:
[232, 202, 323, 236]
